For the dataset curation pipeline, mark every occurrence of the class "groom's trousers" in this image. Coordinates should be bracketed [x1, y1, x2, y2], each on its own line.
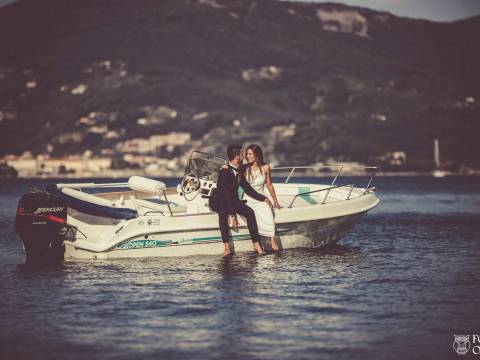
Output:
[218, 201, 262, 244]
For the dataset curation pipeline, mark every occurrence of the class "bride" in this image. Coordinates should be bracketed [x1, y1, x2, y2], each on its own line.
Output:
[243, 144, 282, 251]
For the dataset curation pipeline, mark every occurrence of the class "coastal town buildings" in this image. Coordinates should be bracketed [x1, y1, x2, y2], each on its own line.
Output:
[1, 132, 196, 178]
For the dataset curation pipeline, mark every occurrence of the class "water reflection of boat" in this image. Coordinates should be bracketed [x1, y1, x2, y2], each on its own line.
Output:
[15, 151, 380, 261]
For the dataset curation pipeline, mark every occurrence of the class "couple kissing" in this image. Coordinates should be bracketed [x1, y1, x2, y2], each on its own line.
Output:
[209, 144, 282, 256]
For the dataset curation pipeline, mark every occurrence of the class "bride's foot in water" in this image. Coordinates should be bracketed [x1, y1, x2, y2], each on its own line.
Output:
[270, 237, 279, 251]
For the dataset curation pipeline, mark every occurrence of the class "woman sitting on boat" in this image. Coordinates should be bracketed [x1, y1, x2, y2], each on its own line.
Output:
[243, 144, 282, 251]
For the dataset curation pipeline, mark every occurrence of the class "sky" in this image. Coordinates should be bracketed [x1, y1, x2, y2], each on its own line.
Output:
[316, 0, 480, 22]
[0, 0, 15, 7]
[0, 0, 480, 22]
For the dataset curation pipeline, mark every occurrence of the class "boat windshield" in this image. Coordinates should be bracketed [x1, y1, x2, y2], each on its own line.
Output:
[184, 151, 226, 182]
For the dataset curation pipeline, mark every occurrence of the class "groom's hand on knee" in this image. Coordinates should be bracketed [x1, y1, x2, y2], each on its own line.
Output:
[265, 198, 273, 209]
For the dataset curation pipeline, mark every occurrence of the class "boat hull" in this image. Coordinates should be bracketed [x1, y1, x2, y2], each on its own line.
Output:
[64, 212, 365, 259]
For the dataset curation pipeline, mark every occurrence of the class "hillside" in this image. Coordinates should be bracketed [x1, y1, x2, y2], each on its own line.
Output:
[0, 0, 479, 170]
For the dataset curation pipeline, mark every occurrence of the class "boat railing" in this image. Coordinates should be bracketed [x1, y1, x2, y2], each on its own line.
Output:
[57, 182, 176, 216]
[272, 165, 380, 206]
[287, 184, 356, 208]
[57, 182, 130, 189]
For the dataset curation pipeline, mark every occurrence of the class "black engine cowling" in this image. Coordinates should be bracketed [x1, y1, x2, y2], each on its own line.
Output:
[15, 188, 68, 261]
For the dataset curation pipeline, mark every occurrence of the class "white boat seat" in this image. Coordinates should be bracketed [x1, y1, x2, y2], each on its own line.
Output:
[128, 176, 166, 194]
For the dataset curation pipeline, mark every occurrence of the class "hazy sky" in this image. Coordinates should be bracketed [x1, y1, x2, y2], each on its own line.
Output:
[0, 0, 14, 7]
[316, 0, 480, 22]
[0, 0, 479, 22]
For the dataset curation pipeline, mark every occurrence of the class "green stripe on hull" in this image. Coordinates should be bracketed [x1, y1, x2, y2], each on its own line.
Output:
[116, 227, 294, 250]
[117, 233, 253, 250]
[191, 234, 251, 242]
[117, 239, 172, 250]
[299, 187, 317, 204]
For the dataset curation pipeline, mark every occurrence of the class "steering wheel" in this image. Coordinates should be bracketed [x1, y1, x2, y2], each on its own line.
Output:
[181, 173, 200, 195]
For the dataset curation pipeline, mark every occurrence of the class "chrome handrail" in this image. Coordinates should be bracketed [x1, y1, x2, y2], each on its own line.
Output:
[346, 184, 355, 200]
[364, 169, 381, 194]
[271, 165, 380, 195]
[162, 189, 173, 216]
[273, 165, 379, 182]
[274, 166, 327, 184]
[323, 166, 343, 203]
[57, 182, 129, 189]
[287, 184, 354, 208]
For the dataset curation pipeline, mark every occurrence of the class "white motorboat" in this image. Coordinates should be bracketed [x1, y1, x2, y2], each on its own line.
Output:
[15, 151, 380, 261]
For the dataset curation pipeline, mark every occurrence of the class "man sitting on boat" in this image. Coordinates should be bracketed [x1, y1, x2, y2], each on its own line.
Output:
[210, 144, 272, 256]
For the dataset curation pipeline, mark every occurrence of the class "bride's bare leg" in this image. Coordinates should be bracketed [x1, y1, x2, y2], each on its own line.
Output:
[270, 236, 279, 251]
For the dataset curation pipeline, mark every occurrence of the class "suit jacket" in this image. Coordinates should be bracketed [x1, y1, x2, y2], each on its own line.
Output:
[210, 164, 266, 214]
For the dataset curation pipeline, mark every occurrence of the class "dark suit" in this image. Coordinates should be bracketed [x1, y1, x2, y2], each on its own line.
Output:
[211, 164, 266, 244]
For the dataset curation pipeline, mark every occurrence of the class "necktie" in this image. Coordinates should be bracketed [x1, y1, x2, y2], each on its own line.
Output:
[231, 167, 239, 182]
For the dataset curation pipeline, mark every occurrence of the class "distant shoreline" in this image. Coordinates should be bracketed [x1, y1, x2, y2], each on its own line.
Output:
[6, 171, 480, 181]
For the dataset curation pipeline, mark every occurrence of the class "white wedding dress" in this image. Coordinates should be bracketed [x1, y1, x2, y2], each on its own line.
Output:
[243, 167, 275, 237]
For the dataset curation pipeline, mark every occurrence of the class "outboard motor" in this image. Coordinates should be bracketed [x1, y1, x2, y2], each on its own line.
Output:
[15, 188, 68, 262]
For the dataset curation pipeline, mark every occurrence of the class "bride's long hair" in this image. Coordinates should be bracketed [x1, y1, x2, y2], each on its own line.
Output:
[246, 144, 266, 183]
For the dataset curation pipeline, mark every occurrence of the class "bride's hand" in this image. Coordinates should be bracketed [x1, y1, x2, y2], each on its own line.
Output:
[221, 165, 228, 170]
[274, 202, 282, 210]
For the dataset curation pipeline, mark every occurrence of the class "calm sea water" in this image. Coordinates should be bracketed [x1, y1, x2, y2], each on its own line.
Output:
[1, 176, 479, 360]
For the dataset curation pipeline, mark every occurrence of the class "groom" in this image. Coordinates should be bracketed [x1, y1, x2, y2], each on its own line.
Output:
[210, 144, 272, 255]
